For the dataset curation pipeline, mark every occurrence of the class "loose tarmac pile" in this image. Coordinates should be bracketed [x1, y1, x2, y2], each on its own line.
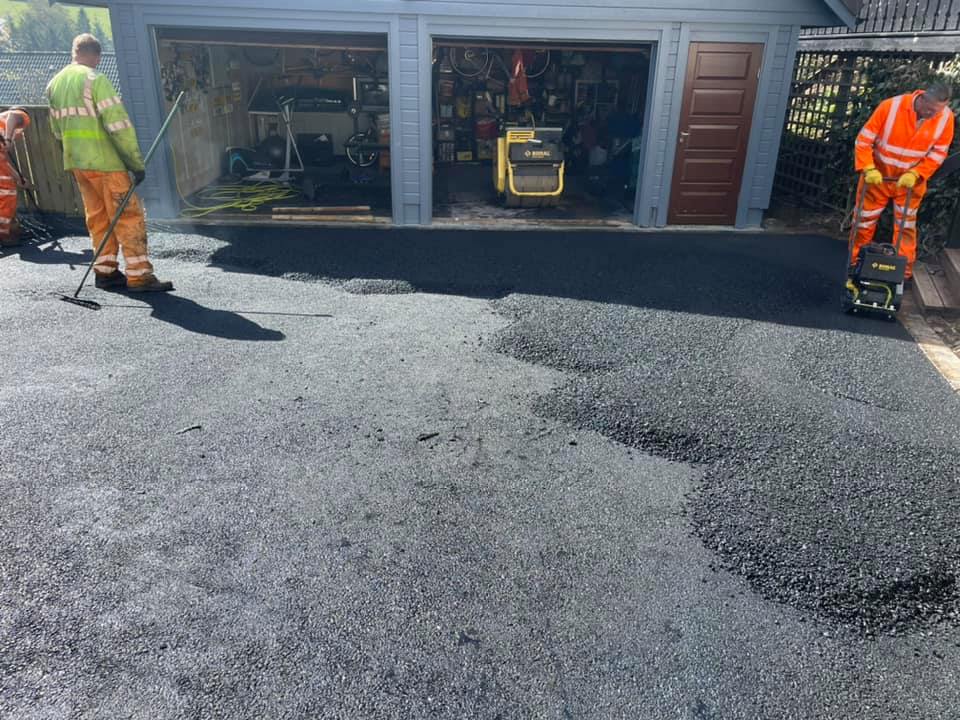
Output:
[489, 292, 960, 634]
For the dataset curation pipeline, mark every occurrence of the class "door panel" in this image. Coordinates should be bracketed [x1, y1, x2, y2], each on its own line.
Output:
[695, 51, 751, 79]
[686, 125, 741, 151]
[679, 158, 736, 183]
[668, 42, 762, 225]
[690, 89, 746, 116]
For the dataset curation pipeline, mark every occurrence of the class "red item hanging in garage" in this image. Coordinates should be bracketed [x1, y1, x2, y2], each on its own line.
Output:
[508, 50, 530, 107]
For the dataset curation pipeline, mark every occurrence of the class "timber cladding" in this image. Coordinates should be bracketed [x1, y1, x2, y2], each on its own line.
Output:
[6, 107, 85, 216]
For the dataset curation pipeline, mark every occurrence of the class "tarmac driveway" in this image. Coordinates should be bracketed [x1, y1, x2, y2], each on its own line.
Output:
[1, 227, 959, 719]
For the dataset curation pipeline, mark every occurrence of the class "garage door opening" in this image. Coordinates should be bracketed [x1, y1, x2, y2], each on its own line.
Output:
[154, 28, 392, 224]
[432, 39, 652, 227]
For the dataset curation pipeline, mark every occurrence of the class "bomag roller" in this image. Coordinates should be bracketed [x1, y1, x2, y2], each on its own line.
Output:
[493, 126, 565, 208]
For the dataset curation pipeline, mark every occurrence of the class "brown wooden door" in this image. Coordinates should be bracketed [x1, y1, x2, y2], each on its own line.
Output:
[667, 42, 763, 225]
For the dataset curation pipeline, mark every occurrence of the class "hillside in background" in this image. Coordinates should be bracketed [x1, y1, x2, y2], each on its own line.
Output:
[1, 0, 112, 51]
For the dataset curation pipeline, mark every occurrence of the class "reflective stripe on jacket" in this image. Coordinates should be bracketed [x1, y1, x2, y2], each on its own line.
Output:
[855, 90, 955, 181]
[46, 64, 145, 173]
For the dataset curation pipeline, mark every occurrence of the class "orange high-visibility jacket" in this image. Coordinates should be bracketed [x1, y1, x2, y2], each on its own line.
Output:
[855, 90, 955, 181]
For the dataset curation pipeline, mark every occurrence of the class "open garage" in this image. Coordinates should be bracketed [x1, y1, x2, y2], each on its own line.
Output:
[431, 39, 653, 228]
[153, 28, 392, 225]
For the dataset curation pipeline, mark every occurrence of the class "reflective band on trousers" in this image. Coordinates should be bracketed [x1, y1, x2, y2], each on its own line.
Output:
[126, 267, 152, 277]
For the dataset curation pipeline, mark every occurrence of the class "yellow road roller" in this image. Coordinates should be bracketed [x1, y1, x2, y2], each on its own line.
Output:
[493, 127, 565, 208]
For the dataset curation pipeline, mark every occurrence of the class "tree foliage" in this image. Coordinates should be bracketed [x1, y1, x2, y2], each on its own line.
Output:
[2, 0, 113, 53]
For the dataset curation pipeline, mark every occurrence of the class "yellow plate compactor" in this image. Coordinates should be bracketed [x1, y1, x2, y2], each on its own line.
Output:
[494, 127, 565, 208]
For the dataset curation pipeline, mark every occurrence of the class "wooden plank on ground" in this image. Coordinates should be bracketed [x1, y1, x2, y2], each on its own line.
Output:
[941, 248, 960, 292]
[271, 214, 380, 222]
[913, 261, 960, 313]
[271, 205, 371, 214]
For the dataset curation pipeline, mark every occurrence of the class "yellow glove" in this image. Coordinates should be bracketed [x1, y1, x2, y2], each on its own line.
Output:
[863, 167, 884, 185]
[897, 171, 919, 189]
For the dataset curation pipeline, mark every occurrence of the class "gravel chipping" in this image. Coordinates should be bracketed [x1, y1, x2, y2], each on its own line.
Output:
[486, 262, 960, 636]
[340, 278, 418, 295]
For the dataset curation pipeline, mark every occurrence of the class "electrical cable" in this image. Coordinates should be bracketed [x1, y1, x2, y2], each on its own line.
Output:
[175, 179, 301, 218]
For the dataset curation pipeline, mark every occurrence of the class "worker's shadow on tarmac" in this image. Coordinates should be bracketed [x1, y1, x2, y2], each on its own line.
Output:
[132, 292, 285, 342]
[2, 238, 91, 268]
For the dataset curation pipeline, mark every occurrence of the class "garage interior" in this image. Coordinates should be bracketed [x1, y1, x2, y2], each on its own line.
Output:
[154, 28, 392, 224]
[432, 39, 652, 226]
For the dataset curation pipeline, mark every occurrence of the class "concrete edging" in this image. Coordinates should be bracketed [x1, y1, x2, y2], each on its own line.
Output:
[899, 291, 960, 393]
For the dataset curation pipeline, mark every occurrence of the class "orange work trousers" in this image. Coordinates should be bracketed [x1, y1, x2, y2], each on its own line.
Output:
[0, 154, 20, 244]
[852, 178, 925, 279]
[73, 170, 155, 285]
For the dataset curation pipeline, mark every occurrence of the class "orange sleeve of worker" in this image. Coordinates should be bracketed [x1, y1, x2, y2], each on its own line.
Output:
[855, 99, 890, 171]
[914, 110, 954, 181]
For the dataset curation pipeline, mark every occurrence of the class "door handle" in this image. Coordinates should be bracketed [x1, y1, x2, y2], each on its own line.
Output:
[679, 130, 690, 144]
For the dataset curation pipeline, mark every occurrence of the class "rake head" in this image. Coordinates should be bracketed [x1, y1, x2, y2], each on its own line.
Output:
[52, 293, 101, 310]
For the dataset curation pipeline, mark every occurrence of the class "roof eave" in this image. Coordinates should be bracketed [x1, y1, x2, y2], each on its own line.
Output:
[821, 0, 859, 29]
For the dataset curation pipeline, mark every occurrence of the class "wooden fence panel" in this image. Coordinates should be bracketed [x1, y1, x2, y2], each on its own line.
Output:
[7, 107, 85, 217]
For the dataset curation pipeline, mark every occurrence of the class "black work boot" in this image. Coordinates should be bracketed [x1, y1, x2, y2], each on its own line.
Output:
[94, 270, 127, 290]
[127, 275, 174, 293]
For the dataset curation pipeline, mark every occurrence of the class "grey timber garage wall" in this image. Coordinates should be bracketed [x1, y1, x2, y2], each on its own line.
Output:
[105, 0, 850, 226]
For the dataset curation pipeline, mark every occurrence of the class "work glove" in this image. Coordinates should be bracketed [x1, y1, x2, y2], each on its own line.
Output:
[132, 169, 146, 186]
[897, 170, 919, 189]
[863, 167, 883, 185]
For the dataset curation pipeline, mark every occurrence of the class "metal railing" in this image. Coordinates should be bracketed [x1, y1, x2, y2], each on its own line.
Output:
[804, 0, 960, 36]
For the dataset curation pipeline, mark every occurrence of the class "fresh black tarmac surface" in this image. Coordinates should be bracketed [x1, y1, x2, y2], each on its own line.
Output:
[2, 225, 959, 719]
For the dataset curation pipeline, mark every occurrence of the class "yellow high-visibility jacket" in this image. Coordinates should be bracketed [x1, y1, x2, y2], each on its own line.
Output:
[46, 63, 145, 173]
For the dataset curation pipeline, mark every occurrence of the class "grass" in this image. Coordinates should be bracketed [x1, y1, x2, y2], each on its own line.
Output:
[0, 0, 112, 35]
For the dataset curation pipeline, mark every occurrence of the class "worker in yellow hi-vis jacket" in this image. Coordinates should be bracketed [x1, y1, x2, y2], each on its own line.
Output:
[46, 34, 172, 292]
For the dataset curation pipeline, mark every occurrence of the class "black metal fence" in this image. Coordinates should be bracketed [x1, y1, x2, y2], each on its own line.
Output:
[804, 0, 960, 36]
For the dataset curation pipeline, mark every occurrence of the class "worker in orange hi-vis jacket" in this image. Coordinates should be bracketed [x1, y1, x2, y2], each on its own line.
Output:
[0, 107, 31, 247]
[853, 81, 955, 281]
